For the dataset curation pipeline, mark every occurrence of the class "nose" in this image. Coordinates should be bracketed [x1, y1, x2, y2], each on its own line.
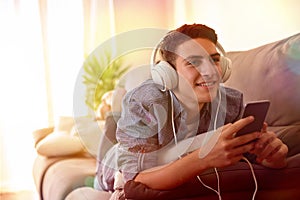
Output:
[197, 58, 217, 77]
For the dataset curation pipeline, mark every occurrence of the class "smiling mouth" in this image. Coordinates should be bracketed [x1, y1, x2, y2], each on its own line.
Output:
[196, 81, 217, 87]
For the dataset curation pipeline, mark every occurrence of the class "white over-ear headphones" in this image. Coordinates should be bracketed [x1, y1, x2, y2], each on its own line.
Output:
[216, 42, 232, 82]
[150, 34, 232, 91]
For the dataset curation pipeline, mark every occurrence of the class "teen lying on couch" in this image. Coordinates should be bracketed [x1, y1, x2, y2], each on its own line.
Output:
[94, 23, 288, 199]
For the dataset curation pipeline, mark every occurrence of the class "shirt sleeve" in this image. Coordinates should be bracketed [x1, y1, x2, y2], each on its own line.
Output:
[116, 88, 170, 181]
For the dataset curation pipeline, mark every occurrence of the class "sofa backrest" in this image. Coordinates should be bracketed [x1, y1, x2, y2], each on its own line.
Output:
[117, 64, 151, 92]
[225, 33, 300, 127]
[110, 65, 151, 113]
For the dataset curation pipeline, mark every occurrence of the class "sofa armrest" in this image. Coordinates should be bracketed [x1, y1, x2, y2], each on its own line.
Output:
[32, 153, 94, 200]
[32, 127, 54, 147]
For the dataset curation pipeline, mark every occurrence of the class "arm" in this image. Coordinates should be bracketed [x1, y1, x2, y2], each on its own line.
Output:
[135, 116, 261, 190]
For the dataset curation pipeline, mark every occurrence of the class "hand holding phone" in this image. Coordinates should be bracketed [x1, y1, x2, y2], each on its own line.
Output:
[235, 100, 270, 137]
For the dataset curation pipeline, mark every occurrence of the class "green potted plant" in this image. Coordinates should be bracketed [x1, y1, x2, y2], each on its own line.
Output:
[82, 51, 130, 112]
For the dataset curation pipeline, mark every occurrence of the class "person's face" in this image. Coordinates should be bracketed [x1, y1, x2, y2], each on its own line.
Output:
[174, 38, 222, 105]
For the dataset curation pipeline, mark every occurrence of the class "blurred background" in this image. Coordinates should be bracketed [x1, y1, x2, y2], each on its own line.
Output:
[0, 0, 299, 195]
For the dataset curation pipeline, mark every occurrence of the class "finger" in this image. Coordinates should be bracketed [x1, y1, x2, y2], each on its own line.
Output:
[231, 132, 260, 148]
[223, 116, 255, 139]
[265, 144, 288, 162]
[256, 139, 282, 162]
[232, 142, 256, 156]
[265, 146, 281, 162]
[251, 132, 275, 157]
[255, 132, 276, 149]
[217, 123, 232, 135]
[261, 122, 268, 132]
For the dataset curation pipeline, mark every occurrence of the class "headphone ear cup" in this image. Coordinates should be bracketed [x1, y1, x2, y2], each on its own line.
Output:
[220, 56, 232, 82]
[151, 60, 178, 90]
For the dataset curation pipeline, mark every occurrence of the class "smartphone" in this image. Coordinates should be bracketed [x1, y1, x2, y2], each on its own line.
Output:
[235, 100, 270, 137]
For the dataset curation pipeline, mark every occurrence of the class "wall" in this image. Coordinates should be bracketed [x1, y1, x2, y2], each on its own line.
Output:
[106, 0, 299, 70]
[186, 0, 300, 51]
[109, 0, 300, 51]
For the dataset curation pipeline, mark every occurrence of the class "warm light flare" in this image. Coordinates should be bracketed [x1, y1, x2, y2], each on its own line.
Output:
[0, 0, 47, 191]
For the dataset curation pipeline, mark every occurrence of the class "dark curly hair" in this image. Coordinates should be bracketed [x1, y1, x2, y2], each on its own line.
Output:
[159, 24, 218, 67]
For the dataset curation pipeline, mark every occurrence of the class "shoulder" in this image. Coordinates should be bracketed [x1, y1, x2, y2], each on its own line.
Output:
[124, 79, 169, 106]
[221, 86, 244, 122]
[222, 86, 243, 103]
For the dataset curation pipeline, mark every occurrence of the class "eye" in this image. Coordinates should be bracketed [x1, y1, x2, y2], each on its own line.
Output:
[186, 59, 202, 67]
[210, 55, 221, 64]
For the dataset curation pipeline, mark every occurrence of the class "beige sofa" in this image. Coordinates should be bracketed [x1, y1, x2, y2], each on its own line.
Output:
[32, 33, 300, 200]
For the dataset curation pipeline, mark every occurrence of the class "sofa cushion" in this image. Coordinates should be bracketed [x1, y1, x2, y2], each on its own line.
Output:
[225, 33, 300, 127]
[65, 187, 111, 200]
[42, 158, 96, 200]
[32, 127, 54, 147]
[34, 116, 83, 157]
[33, 116, 74, 147]
[269, 125, 300, 157]
[36, 131, 84, 157]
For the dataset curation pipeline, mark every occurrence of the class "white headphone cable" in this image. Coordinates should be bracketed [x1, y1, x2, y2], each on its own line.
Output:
[197, 88, 222, 200]
[214, 88, 222, 132]
[242, 156, 258, 200]
[197, 169, 221, 200]
[170, 87, 259, 200]
[169, 90, 181, 159]
[202, 88, 257, 200]
[169, 88, 221, 199]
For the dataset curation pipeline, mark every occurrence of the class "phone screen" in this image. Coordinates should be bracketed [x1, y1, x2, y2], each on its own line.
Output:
[235, 100, 270, 137]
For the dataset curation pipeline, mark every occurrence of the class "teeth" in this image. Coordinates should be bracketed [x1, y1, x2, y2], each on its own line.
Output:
[199, 82, 214, 86]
